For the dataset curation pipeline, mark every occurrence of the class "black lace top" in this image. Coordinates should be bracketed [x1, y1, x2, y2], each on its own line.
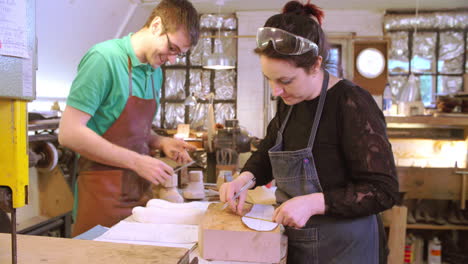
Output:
[242, 79, 399, 218]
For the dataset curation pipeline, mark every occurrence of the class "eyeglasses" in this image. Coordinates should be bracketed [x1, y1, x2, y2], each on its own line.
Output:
[161, 21, 187, 58]
[164, 33, 187, 58]
[256, 27, 318, 56]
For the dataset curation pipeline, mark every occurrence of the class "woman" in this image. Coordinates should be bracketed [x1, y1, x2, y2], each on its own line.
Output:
[220, 1, 399, 263]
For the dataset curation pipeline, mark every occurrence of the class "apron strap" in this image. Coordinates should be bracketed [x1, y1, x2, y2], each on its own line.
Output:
[307, 70, 329, 148]
[151, 75, 157, 100]
[127, 56, 133, 97]
[279, 106, 293, 134]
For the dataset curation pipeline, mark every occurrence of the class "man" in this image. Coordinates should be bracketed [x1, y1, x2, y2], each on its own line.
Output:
[59, 0, 200, 236]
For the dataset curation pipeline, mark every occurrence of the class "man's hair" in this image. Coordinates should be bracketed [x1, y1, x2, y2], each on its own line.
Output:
[144, 0, 200, 46]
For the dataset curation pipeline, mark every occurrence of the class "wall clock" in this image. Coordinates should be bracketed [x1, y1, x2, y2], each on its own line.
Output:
[353, 41, 388, 95]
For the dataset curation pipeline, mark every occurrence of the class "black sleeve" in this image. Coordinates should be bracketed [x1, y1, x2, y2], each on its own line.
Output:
[240, 101, 284, 186]
[323, 85, 400, 217]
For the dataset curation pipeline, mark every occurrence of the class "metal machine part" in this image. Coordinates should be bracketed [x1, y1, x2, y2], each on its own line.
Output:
[212, 119, 252, 166]
[29, 142, 59, 171]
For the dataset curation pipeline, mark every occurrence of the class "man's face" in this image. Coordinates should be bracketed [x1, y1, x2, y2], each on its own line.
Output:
[147, 20, 192, 68]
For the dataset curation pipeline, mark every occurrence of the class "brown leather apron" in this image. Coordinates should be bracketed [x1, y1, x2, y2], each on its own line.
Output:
[72, 57, 157, 236]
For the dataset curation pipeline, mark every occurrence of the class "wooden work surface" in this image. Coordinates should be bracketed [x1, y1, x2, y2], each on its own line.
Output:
[199, 203, 286, 263]
[0, 234, 190, 264]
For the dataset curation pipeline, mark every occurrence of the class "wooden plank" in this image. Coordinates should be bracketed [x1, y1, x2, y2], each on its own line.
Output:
[406, 224, 468, 230]
[0, 234, 189, 264]
[387, 206, 407, 264]
[199, 203, 286, 263]
[397, 167, 468, 200]
[386, 115, 468, 127]
[38, 167, 74, 218]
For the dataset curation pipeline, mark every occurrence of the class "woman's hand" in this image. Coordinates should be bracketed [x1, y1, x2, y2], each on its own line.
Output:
[219, 172, 255, 214]
[273, 193, 325, 228]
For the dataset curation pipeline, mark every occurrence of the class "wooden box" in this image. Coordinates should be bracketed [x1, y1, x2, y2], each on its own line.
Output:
[199, 203, 287, 263]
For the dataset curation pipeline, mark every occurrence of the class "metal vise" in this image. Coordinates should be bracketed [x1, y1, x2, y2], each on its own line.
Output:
[213, 119, 252, 165]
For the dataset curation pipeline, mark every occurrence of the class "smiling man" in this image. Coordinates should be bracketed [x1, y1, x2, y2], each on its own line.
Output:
[58, 0, 200, 236]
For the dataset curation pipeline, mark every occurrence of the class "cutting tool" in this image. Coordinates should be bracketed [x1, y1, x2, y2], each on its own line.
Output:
[221, 177, 256, 210]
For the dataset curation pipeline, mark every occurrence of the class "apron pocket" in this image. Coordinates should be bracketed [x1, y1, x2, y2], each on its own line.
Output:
[285, 227, 318, 264]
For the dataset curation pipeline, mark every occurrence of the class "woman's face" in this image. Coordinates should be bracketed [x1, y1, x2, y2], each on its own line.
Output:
[260, 55, 319, 105]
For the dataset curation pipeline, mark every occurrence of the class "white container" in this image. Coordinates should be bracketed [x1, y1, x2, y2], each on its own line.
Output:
[427, 236, 441, 264]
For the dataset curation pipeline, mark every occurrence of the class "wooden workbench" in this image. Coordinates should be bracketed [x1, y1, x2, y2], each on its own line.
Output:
[0, 234, 190, 264]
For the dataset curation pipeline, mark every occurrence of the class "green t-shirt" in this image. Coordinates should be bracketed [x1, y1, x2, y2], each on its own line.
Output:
[67, 33, 162, 135]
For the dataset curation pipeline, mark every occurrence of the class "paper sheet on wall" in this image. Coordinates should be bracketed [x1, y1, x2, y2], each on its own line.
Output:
[0, 0, 29, 58]
[241, 204, 278, 231]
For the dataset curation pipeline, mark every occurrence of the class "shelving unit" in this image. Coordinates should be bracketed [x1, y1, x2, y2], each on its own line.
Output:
[384, 114, 468, 264]
[159, 26, 238, 129]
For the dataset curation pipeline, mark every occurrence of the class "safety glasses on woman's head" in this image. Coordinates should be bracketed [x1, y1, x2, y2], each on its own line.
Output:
[256, 27, 318, 56]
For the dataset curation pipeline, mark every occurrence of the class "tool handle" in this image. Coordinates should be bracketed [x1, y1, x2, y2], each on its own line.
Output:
[173, 160, 196, 173]
[232, 177, 256, 200]
[221, 177, 256, 210]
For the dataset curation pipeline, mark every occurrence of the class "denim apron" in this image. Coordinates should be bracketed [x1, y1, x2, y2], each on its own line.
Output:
[268, 71, 379, 264]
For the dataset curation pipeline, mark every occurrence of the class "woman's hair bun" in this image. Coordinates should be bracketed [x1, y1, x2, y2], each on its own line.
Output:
[282, 0, 324, 25]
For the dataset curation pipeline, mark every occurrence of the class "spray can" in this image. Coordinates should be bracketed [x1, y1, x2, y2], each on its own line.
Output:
[427, 236, 441, 264]
[404, 234, 414, 264]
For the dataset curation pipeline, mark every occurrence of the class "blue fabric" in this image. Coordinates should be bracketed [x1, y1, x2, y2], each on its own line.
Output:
[73, 225, 109, 240]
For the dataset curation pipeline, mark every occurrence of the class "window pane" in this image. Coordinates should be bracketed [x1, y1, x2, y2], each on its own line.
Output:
[438, 32, 464, 74]
[165, 70, 186, 100]
[388, 75, 407, 101]
[189, 103, 208, 130]
[164, 103, 185, 129]
[411, 32, 436, 73]
[388, 32, 409, 73]
[327, 45, 342, 77]
[466, 33, 468, 73]
[214, 70, 236, 100]
[419, 75, 435, 107]
[437, 76, 463, 95]
[214, 103, 235, 125]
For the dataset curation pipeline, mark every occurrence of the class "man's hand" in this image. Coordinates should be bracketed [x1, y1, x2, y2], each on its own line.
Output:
[273, 193, 325, 228]
[132, 154, 174, 185]
[158, 136, 196, 164]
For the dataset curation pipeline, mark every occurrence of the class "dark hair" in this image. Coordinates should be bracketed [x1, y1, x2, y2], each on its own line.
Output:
[254, 1, 329, 72]
[282, 0, 324, 25]
[144, 0, 200, 46]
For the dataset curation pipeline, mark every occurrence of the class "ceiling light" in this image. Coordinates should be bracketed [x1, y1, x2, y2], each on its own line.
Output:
[202, 0, 235, 70]
[203, 39, 235, 70]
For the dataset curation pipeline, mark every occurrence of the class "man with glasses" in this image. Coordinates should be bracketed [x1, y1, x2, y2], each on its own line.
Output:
[58, 0, 200, 236]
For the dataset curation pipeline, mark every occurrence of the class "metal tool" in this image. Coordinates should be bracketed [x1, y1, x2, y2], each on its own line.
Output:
[221, 177, 256, 210]
[242, 215, 275, 223]
[173, 160, 196, 173]
[216, 148, 235, 165]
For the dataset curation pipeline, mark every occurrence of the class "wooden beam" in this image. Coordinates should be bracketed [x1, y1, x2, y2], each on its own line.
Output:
[387, 206, 407, 264]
